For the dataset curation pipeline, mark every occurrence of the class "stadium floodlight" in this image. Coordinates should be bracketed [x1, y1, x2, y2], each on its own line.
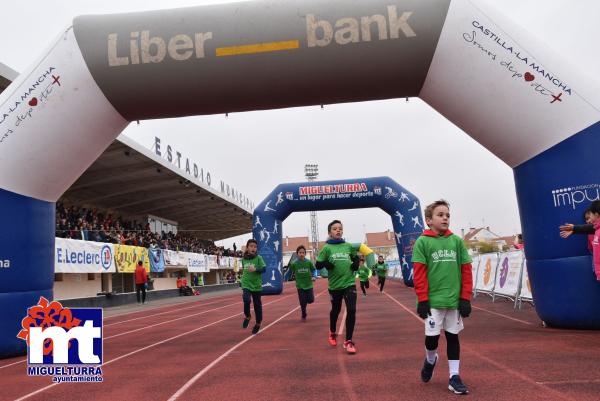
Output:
[304, 164, 319, 261]
[304, 164, 319, 180]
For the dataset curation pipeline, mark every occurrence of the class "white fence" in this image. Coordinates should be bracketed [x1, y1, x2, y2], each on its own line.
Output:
[472, 250, 533, 309]
[384, 250, 533, 309]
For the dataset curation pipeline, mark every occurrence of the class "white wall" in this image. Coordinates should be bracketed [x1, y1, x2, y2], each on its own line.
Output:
[54, 273, 102, 300]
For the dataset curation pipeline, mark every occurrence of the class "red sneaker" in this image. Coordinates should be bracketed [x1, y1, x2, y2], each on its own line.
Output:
[343, 340, 356, 354]
[328, 332, 338, 347]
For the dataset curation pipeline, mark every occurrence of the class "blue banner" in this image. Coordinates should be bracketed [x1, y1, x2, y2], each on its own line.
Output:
[148, 248, 165, 273]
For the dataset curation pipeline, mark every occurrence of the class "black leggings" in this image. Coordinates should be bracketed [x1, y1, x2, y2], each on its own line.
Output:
[329, 286, 357, 341]
[242, 289, 263, 324]
[378, 276, 386, 291]
[359, 280, 369, 295]
[135, 284, 146, 303]
[297, 288, 315, 316]
[425, 331, 460, 360]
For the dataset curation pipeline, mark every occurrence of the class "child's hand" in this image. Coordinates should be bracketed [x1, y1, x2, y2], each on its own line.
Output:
[417, 301, 431, 319]
[459, 299, 472, 318]
[248, 265, 256, 272]
[559, 224, 574, 232]
[560, 231, 573, 238]
[559, 224, 574, 238]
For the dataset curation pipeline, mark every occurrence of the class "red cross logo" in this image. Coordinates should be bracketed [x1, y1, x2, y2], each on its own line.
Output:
[551, 92, 562, 104]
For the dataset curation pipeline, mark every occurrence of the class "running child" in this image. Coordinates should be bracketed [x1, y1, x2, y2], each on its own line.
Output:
[412, 200, 473, 395]
[241, 239, 266, 334]
[357, 256, 371, 296]
[375, 255, 389, 293]
[288, 245, 316, 321]
[316, 220, 360, 354]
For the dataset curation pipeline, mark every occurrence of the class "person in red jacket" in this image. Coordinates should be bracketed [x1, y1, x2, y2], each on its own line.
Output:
[412, 200, 472, 395]
[135, 260, 148, 304]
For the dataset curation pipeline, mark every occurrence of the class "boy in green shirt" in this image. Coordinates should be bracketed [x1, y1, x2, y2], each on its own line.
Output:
[412, 200, 473, 395]
[357, 257, 371, 297]
[375, 255, 389, 293]
[316, 220, 360, 354]
[241, 239, 266, 335]
[288, 245, 316, 321]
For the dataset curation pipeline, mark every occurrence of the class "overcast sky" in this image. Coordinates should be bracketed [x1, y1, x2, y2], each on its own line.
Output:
[1, 0, 598, 249]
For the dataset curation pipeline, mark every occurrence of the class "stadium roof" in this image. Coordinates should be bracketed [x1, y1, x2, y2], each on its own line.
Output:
[60, 135, 252, 241]
[0, 62, 18, 93]
[1, 63, 252, 241]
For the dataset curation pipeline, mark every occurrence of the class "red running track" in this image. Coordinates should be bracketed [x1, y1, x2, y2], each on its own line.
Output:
[1, 279, 600, 400]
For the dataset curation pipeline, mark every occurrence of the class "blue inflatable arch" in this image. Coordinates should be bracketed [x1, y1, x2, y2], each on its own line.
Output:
[253, 177, 422, 294]
[2, 0, 600, 357]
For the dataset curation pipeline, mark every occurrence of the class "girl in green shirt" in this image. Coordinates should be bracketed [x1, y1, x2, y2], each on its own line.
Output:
[241, 239, 266, 334]
[288, 245, 316, 321]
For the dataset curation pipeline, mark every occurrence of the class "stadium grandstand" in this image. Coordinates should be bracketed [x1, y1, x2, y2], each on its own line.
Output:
[1, 66, 252, 302]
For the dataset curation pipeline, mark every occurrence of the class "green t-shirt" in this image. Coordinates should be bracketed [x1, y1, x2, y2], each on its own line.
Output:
[317, 242, 357, 291]
[375, 262, 389, 277]
[411, 233, 472, 309]
[357, 265, 370, 282]
[241, 255, 266, 292]
[289, 259, 315, 290]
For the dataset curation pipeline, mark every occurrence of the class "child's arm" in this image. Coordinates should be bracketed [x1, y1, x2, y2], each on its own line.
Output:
[255, 256, 266, 273]
[560, 223, 594, 237]
[460, 262, 473, 301]
[458, 239, 473, 317]
[573, 224, 595, 234]
[413, 262, 429, 302]
[413, 262, 431, 319]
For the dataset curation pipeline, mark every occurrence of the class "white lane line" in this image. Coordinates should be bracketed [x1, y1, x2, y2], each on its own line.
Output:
[472, 305, 533, 326]
[0, 358, 27, 370]
[13, 294, 292, 401]
[103, 292, 241, 321]
[104, 298, 232, 327]
[1, 300, 240, 371]
[167, 290, 326, 401]
[337, 309, 347, 336]
[382, 290, 576, 401]
[104, 302, 239, 339]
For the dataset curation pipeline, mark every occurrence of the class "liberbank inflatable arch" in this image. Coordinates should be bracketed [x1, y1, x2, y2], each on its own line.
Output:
[253, 177, 422, 293]
[1, 0, 599, 356]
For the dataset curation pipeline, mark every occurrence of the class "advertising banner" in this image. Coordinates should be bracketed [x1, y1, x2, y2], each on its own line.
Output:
[520, 259, 533, 299]
[207, 255, 219, 270]
[187, 253, 208, 273]
[494, 251, 524, 297]
[55, 238, 115, 273]
[149, 248, 165, 273]
[475, 253, 499, 292]
[114, 245, 150, 273]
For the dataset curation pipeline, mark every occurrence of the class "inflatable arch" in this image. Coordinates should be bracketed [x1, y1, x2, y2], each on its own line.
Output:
[253, 177, 422, 294]
[1, 0, 600, 356]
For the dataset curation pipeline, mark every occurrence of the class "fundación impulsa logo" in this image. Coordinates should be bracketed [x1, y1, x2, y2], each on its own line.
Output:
[17, 297, 103, 383]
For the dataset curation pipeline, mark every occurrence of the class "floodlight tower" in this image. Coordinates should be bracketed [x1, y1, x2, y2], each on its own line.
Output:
[304, 164, 320, 261]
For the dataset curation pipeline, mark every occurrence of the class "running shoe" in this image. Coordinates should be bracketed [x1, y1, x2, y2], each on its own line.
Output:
[251, 324, 261, 335]
[242, 316, 251, 329]
[328, 332, 338, 346]
[343, 340, 356, 354]
[421, 355, 437, 383]
[448, 375, 469, 395]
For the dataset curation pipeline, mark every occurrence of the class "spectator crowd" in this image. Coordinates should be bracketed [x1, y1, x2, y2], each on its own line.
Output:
[55, 202, 242, 257]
